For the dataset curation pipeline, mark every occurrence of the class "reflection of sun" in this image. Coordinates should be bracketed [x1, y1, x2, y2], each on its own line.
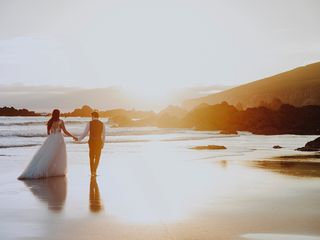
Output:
[101, 143, 236, 224]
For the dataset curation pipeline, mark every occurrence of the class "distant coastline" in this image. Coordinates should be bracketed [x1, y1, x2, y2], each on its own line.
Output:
[0, 106, 40, 117]
[2, 100, 320, 135]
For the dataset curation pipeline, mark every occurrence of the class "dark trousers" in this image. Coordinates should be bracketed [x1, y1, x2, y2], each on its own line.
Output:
[89, 140, 102, 175]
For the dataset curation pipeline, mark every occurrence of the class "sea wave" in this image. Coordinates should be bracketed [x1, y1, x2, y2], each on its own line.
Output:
[0, 128, 188, 138]
[0, 120, 88, 126]
[106, 128, 208, 136]
[0, 122, 45, 126]
[0, 139, 151, 149]
[0, 144, 40, 149]
[0, 133, 47, 138]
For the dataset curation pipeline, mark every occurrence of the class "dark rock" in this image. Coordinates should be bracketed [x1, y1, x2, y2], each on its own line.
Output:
[181, 102, 320, 135]
[63, 105, 93, 117]
[296, 137, 320, 151]
[0, 106, 40, 116]
[191, 145, 227, 150]
[273, 145, 283, 149]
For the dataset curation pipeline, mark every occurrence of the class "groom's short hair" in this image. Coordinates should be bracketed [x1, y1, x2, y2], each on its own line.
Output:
[91, 111, 99, 118]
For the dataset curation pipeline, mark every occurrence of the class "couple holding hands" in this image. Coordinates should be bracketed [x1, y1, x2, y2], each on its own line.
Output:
[18, 110, 105, 179]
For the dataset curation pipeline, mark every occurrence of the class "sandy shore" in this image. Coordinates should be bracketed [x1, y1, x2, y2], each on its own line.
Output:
[1, 137, 320, 240]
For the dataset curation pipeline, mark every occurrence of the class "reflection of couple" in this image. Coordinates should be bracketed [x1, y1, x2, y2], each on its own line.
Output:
[18, 109, 105, 179]
[22, 176, 103, 213]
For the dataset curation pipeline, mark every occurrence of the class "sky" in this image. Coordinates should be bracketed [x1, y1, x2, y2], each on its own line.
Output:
[0, 0, 319, 111]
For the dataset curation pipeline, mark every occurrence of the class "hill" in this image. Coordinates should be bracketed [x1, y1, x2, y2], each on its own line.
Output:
[183, 62, 320, 110]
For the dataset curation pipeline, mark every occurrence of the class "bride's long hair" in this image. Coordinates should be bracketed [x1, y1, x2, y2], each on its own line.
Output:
[47, 109, 60, 131]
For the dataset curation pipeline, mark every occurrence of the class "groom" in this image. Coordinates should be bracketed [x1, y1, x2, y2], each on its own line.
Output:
[78, 111, 106, 176]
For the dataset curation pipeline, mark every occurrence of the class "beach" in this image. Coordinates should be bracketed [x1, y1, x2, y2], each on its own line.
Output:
[1, 117, 320, 240]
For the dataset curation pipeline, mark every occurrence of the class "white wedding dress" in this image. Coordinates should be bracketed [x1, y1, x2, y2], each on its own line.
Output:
[18, 120, 67, 179]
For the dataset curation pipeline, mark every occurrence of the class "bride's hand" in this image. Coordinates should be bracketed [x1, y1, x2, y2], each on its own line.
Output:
[73, 136, 78, 141]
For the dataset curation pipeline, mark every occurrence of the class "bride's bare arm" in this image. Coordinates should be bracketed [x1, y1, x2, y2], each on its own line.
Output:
[60, 121, 77, 140]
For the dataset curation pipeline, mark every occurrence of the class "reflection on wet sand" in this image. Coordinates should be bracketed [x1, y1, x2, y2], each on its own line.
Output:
[274, 154, 320, 160]
[22, 177, 67, 212]
[89, 177, 103, 213]
[247, 160, 320, 178]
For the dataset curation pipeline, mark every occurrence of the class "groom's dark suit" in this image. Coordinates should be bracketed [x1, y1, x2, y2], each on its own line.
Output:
[78, 117, 105, 175]
[88, 119, 104, 159]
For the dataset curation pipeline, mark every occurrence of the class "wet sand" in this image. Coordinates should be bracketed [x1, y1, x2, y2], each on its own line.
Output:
[1, 139, 320, 240]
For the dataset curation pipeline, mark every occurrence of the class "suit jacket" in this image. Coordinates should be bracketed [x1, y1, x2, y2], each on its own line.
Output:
[78, 118, 106, 149]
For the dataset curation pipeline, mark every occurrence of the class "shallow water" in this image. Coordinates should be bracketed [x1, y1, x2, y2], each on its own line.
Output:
[0, 117, 320, 239]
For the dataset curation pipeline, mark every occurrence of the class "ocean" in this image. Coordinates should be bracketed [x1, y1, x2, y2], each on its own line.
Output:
[0, 116, 317, 162]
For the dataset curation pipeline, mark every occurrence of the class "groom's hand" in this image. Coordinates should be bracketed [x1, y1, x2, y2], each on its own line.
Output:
[73, 137, 78, 141]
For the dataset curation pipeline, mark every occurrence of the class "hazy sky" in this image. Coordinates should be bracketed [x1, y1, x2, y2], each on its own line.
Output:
[0, 0, 319, 109]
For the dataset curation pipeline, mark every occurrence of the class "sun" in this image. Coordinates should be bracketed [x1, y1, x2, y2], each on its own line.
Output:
[122, 83, 177, 110]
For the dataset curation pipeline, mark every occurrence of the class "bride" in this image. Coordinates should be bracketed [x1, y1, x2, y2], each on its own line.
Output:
[18, 109, 77, 179]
